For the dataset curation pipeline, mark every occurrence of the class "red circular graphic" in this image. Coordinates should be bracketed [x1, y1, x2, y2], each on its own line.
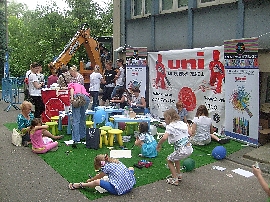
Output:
[178, 87, 196, 111]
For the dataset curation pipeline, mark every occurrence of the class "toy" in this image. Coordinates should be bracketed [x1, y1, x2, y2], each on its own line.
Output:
[211, 146, 227, 160]
[182, 158, 195, 172]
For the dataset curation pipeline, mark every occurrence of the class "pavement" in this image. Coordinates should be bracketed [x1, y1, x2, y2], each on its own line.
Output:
[1, 99, 270, 202]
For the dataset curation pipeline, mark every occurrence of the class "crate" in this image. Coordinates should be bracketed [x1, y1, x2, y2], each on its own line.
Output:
[259, 119, 268, 130]
[258, 129, 270, 145]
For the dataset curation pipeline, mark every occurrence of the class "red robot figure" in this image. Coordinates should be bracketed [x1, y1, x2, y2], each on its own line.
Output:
[209, 50, 224, 93]
[155, 54, 166, 89]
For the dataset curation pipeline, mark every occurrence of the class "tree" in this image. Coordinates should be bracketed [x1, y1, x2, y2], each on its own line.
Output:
[0, 0, 7, 79]
[7, 0, 113, 77]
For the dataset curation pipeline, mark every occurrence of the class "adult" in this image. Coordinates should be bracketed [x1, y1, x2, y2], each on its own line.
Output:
[24, 64, 34, 101]
[68, 83, 90, 145]
[47, 69, 58, 88]
[69, 65, 84, 85]
[110, 87, 129, 109]
[129, 87, 146, 114]
[190, 105, 230, 145]
[17, 101, 63, 147]
[57, 65, 72, 88]
[111, 59, 125, 98]
[89, 65, 105, 110]
[28, 62, 45, 118]
[100, 60, 117, 106]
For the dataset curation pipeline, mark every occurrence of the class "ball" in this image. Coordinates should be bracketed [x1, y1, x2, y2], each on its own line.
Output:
[182, 158, 195, 172]
[118, 122, 126, 130]
[212, 146, 227, 160]
[93, 110, 106, 124]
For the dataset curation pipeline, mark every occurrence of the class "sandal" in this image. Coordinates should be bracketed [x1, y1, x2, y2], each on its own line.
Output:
[69, 182, 84, 190]
[166, 174, 182, 181]
[166, 178, 179, 186]
[69, 183, 76, 190]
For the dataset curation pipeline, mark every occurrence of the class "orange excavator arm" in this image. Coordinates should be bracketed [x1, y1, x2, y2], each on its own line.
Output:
[48, 24, 102, 83]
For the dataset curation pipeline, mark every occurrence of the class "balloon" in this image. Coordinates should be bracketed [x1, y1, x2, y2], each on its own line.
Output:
[182, 158, 195, 172]
[212, 146, 227, 160]
[93, 110, 106, 124]
[150, 125, 157, 136]
[105, 122, 114, 128]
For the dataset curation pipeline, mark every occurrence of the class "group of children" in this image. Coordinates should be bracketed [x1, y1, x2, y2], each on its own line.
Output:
[69, 101, 232, 194]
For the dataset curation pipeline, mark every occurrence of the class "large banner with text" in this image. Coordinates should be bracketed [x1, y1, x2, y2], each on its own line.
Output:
[148, 46, 225, 130]
[224, 38, 259, 146]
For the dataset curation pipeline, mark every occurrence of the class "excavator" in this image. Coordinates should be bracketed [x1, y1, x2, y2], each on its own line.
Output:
[48, 23, 108, 84]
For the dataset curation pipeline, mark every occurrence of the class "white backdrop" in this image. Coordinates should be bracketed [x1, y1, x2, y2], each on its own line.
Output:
[148, 46, 225, 130]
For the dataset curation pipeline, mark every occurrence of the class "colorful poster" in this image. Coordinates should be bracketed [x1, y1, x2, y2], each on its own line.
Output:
[148, 46, 225, 130]
[224, 38, 259, 146]
[126, 60, 147, 97]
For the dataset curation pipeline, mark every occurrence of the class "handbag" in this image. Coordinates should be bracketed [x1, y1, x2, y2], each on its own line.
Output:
[86, 128, 100, 150]
[12, 128, 22, 147]
[72, 94, 86, 108]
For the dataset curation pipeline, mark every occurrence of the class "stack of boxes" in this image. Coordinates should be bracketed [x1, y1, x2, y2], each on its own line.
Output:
[259, 118, 270, 145]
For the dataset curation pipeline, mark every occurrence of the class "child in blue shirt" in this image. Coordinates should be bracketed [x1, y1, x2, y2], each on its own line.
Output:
[69, 154, 136, 195]
[135, 122, 157, 158]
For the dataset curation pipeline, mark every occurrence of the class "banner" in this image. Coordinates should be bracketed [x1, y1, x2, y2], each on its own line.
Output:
[224, 38, 259, 146]
[148, 46, 225, 130]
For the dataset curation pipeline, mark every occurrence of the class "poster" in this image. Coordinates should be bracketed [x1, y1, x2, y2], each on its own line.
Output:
[224, 38, 259, 146]
[148, 46, 225, 130]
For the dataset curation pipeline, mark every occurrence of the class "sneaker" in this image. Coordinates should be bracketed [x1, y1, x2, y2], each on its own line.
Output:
[218, 138, 230, 144]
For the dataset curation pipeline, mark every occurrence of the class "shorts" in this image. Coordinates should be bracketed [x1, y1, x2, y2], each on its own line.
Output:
[189, 136, 211, 146]
[167, 145, 193, 162]
[100, 170, 134, 195]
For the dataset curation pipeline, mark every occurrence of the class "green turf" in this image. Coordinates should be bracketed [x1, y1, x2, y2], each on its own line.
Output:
[4, 122, 244, 200]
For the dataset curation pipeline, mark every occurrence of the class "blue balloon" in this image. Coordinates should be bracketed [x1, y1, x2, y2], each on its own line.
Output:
[144, 108, 150, 114]
[105, 122, 114, 128]
[212, 146, 227, 160]
[94, 110, 106, 124]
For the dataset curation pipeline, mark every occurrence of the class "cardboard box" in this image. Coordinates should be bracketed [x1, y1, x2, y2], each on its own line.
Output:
[259, 119, 269, 130]
[258, 129, 270, 145]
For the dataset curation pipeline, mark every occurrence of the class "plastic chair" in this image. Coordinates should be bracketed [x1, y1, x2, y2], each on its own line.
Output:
[86, 121, 94, 128]
[45, 122, 58, 136]
[107, 129, 123, 146]
[99, 130, 108, 148]
[125, 122, 138, 135]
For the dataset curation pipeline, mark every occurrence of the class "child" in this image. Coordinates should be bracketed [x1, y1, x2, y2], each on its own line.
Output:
[69, 154, 136, 195]
[30, 118, 58, 154]
[252, 164, 270, 201]
[135, 122, 157, 158]
[176, 100, 188, 123]
[190, 105, 230, 145]
[156, 108, 193, 186]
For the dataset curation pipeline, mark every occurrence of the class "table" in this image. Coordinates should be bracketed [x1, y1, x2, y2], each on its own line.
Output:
[112, 115, 151, 130]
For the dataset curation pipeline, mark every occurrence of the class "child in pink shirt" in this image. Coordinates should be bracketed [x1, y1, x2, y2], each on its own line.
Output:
[30, 118, 58, 154]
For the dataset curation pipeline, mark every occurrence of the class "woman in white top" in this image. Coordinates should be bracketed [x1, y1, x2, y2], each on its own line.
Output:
[129, 87, 146, 114]
[28, 62, 45, 118]
[89, 65, 105, 110]
[190, 105, 229, 145]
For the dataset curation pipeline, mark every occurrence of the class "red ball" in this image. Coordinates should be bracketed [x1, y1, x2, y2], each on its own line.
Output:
[118, 122, 126, 130]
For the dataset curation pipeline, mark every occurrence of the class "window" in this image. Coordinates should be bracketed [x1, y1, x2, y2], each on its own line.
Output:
[197, 0, 237, 8]
[132, 0, 151, 18]
[159, 0, 188, 14]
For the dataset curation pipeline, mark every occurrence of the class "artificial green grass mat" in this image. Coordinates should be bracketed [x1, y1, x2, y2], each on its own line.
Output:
[4, 122, 244, 200]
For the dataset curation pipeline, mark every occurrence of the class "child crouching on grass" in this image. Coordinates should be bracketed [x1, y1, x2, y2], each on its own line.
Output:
[30, 118, 58, 154]
[69, 154, 136, 195]
[135, 121, 157, 158]
[156, 108, 193, 186]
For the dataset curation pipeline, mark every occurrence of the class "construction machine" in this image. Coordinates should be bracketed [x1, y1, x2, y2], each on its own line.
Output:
[48, 23, 110, 84]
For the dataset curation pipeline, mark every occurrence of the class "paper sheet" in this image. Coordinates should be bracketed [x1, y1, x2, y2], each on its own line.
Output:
[232, 168, 254, 178]
[64, 140, 86, 145]
[110, 150, 132, 158]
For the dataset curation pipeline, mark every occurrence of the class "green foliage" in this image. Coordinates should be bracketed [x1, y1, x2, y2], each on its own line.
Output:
[7, 0, 113, 77]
